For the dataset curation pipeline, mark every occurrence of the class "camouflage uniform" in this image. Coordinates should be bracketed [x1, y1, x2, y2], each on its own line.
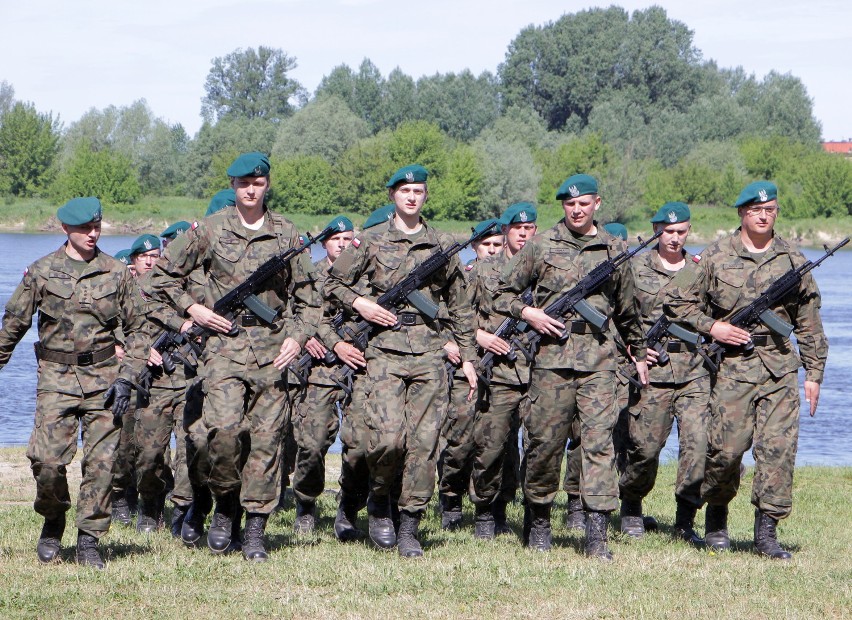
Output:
[617, 248, 711, 507]
[323, 218, 476, 515]
[495, 221, 644, 514]
[0, 246, 136, 537]
[147, 208, 312, 515]
[665, 231, 827, 520]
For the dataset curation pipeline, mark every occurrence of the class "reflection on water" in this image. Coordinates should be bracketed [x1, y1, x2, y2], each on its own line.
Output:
[1, 235, 850, 467]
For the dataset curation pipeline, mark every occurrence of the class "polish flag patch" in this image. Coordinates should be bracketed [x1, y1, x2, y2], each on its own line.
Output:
[692, 255, 701, 263]
[191, 221, 199, 230]
[352, 238, 361, 248]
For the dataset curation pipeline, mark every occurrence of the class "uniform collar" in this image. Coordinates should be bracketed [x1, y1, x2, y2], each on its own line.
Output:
[730, 227, 788, 259]
[382, 215, 438, 244]
[551, 219, 609, 249]
[53, 245, 111, 277]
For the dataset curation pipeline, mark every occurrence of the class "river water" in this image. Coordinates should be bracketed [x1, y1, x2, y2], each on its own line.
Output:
[1, 233, 850, 467]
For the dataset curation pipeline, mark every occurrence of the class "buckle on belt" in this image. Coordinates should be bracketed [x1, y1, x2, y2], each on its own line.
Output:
[77, 352, 94, 366]
[568, 321, 587, 334]
[399, 313, 418, 326]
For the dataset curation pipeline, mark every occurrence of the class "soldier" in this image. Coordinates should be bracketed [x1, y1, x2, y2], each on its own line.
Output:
[438, 216, 504, 531]
[468, 203, 538, 539]
[495, 174, 647, 560]
[664, 181, 828, 559]
[323, 164, 478, 558]
[617, 203, 710, 545]
[0, 197, 137, 568]
[145, 152, 312, 561]
[205, 189, 236, 217]
[161, 221, 192, 248]
[289, 215, 355, 535]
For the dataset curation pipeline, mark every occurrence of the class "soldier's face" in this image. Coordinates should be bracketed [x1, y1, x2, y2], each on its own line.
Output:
[62, 221, 101, 257]
[232, 175, 269, 210]
[562, 194, 600, 234]
[323, 231, 355, 263]
[474, 234, 505, 260]
[504, 222, 537, 255]
[131, 249, 161, 276]
[390, 183, 427, 218]
[654, 221, 690, 255]
[738, 199, 778, 237]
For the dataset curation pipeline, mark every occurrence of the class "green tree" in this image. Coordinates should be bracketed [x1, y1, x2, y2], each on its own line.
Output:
[53, 140, 141, 204]
[473, 131, 540, 219]
[536, 133, 614, 206]
[315, 59, 386, 132]
[202, 46, 306, 124]
[333, 131, 394, 214]
[380, 69, 417, 130]
[387, 121, 450, 178]
[0, 80, 14, 118]
[425, 145, 483, 220]
[273, 95, 370, 162]
[800, 153, 852, 217]
[0, 101, 60, 197]
[415, 70, 501, 141]
[268, 155, 338, 215]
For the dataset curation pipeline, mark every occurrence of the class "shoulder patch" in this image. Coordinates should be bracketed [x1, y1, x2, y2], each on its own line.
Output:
[23, 267, 28, 278]
[692, 255, 701, 263]
[191, 221, 199, 230]
[352, 238, 361, 248]
[465, 263, 474, 271]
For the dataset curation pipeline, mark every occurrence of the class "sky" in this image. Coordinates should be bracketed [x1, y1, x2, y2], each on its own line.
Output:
[2, 0, 851, 140]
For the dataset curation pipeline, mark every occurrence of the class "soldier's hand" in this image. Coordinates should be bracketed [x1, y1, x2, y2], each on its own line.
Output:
[334, 342, 366, 369]
[443, 341, 461, 365]
[273, 338, 301, 370]
[187, 303, 232, 334]
[305, 337, 327, 359]
[477, 330, 512, 356]
[179, 319, 194, 334]
[462, 361, 478, 402]
[634, 360, 649, 387]
[645, 347, 659, 367]
[804, 380, 820, 417]
[104, 378, 133, 424]
[353, 297, 397, 327]
[709, 321, 751, 346]
[115, 345, 125, 362]
[521, 306, 564, 338]
[148, 348, 164, 367]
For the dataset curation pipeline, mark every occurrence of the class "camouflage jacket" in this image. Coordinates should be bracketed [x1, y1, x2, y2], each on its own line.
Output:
[146, 208, 313, 367]
[634, 248, 708, 384]
[664, 230, 828, 383]
[0, 245, 137, 395]
[323, 218, 476, 360]
[495, 219, 645, 372]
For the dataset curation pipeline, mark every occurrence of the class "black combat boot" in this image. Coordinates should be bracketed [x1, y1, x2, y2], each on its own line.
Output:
[334, 495, 363, 542]
[207, 492, 239, 554]
[565, 495, 586, 531]
[619, 498, 645, 539]
[643, 515, 659, 532]
[474, 504, 495, 540]
[673, 500, 704, 546]
[228, 507, 244, 553]
[704, 504, 731, 551]
[492, 499, 512, 536]
[242, 513, 269, 562]
[126, 485, 139, 518]
[170, 504, 189, 539]
[76, 531, 105, 570]
[585, 511, 613, 561]
[136, 495, 163, 533]
[181, 488, 214, 547]
[294, 500, 317, 536]
[526, 504, 552, 552]
[753, 509, 792, 560]
[111, 491, 132, 526]
[440, 493, 463, 531]
[37, 515, 65, 564]
[397, 512, 424, 558]
[367, 495, 397, 549]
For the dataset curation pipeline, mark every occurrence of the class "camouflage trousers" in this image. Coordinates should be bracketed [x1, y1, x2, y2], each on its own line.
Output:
[525, 368, 619, 512]
[183, 377, 210, 492]
[363, 349, 448, 514]
[27, 389, 119, 537]
[619, 376, 711, 507]
[292, 378, 344, 503]
[338, 377, 370, 508]
[134, 383, 183, 501]
[112, 407, 137, 496]
[437, 369, 477, 500]
[469, 382, 524, 506]
[201, 353, 290, 515]
[170, 409, 192, 508]
[702, 367, 799, 520]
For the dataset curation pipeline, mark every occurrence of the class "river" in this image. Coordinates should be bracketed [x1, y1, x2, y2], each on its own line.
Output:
[0, 233, 850, 467]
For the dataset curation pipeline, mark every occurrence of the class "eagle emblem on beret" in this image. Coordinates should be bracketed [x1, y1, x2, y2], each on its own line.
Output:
[405, 171, 414, 182]
[668, 211, 677, 223]
[338, 221, 345, 230]
[519, 211, 528, 222]
[144, 239, 153, 250]
[758, 189, 768, 202]
[254, 166, 263, 176]
[568, 185, 580, 198]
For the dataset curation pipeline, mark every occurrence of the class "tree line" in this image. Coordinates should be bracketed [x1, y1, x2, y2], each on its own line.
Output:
[1, 5, 850, 224]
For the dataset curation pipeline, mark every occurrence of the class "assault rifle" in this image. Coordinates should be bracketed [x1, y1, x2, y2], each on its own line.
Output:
[476, 286, 534, 387]
[703, 237, 848, 372]
[331, 221, 501, 394]
[286, 309, 346, 390]
[134, 328, 201, 407]
[644, 314, 711, 367]
[516, 229, 663, 363]
[134, 222, 341, 400]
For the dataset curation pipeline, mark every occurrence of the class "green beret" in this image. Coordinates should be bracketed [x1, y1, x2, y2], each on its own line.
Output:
[650, 202, 691, 224]
[113, 249, 132, 265]
[57, 197, 102, 226]
[603, 222, 628, 241]
[473, 218, 502, 237]
[386, 164, 428, 188]
[501, 202, 537, 225]
[734, 181, 777, 208]
[161, 221, 191, 239]
[206, 189, 236, 217]
[556, 174, 599, 200]
[227, 152, 271, 178]
[130, 234, 162, 256]
[324, 216, 354, 234]
[362, 204, 396, 230]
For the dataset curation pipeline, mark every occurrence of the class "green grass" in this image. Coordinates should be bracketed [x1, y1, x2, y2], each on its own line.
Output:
[0, 447, 849, 619]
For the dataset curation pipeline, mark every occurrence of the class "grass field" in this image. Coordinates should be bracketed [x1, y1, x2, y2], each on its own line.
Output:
[0, 446, 849, 619]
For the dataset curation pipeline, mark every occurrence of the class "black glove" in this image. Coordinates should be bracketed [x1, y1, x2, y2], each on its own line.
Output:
[104, 378, 133, 425]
